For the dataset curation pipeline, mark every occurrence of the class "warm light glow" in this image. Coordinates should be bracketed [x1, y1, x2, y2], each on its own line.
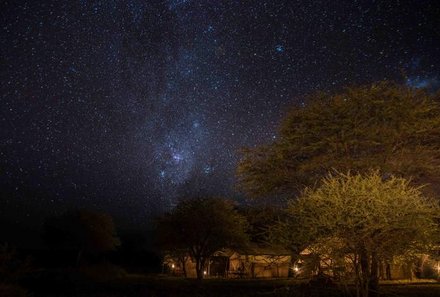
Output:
[171, 264, 175, 269]
[203, 271, 207, 275]
[294, 266, 299, 272]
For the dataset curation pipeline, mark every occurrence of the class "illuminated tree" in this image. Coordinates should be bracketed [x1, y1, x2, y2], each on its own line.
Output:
[156, 198, 249, 280]
[282, 171, 440, 297]
[237, 82, 440, 198]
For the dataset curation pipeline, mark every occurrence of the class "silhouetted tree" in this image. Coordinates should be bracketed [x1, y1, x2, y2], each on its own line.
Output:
[0, 243, 31, 297]
[156, 198, 249, 280]
[239, 205, 283, 245]
[43, 209, 120, 266]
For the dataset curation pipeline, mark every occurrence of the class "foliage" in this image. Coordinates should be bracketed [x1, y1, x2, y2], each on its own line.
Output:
[0, 283, 28, 297]
[239, 205, 284, 245]
[78, 262, 127, 282]
[0, 244, 32, 284]
[237, 83, 440, 198]
[42, 209, 120, 265]
[0, 245, 31, 297]
[156, 197, 249, 280]
[282, 171, 440, 297]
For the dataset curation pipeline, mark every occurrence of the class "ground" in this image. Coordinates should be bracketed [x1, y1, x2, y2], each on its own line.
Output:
[21, 273, 440, 297]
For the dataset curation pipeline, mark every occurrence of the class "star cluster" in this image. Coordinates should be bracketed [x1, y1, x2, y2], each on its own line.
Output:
[1, 0, 439, 228]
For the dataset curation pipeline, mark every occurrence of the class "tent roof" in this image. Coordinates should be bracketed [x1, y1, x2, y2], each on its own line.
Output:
[215, 244, 291, 257]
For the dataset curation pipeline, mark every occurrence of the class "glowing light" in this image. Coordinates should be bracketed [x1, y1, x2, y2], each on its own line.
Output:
[203, 270, 207, 275]
[171, 264, 175, 269]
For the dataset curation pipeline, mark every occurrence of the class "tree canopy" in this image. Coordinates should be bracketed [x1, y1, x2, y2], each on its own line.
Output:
[280, 171, 440, 297]
[237, 83, 440, 198]
[156, 197, 249, 280]
[42, 209, 120, 265]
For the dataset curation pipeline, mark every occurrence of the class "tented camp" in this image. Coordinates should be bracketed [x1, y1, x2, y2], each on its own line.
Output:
[163, 246, 440, 280]
[163, 245, 292, 279]
[296, 246, 440, 281]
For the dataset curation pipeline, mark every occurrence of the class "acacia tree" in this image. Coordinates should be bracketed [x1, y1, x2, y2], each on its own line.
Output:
[283, 171, 440, 297]
[156, 197, 249, 280]
[237, 83, 440, 198]
[43, 209, 120, 266]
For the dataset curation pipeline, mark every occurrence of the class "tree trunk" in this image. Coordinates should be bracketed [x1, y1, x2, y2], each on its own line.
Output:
[359, 250, 380, 297]
[360, 250, 370, 297]
[369, 252, 379, 297]
[195, 257, 205, 280]
[180, 257, 187, 278]
[378, 261, 384, 280]
[354, 254, 361, 297]
[76, 248, 84, 267]
[385, 263, 391, 280]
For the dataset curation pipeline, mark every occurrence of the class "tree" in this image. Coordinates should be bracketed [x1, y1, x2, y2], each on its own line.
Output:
[0, 243, 32, 297]
[155, 197, 249, 280]
[237, 83, 440, 198]
[282, 171, 440, 297]
[42, 209, 120, 266]
[239, 205, 284, 245]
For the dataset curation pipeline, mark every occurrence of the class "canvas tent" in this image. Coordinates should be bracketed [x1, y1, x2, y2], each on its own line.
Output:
[164, 245, 292, 278]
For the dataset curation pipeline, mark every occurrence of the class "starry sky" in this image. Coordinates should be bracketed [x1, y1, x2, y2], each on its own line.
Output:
[1, 0, 440, 233]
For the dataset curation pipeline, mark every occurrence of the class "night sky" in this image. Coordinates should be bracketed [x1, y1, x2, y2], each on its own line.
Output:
[1, 0, 440, 235]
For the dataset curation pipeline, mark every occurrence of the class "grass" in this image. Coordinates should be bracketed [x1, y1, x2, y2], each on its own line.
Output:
[380, 283, 440, 297]
[380, 278, 439, 284]
[25, 273, 440, 297]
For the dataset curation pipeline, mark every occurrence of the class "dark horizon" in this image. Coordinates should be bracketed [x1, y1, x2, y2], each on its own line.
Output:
[1, 0, 440, 244]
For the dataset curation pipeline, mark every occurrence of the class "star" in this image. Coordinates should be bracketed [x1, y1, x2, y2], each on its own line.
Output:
[203, 165, 213, 174]
[172, 152, 184, 163]
[1, 0, 439, 231]
[275, 45, 285, 53]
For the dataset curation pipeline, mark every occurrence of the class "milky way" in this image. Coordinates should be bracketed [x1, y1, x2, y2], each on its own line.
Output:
[1, 0, 439, 228]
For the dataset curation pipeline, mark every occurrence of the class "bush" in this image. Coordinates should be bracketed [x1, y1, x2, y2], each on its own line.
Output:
[78, 262, 127, 282]
[0, 283, 28, 297]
